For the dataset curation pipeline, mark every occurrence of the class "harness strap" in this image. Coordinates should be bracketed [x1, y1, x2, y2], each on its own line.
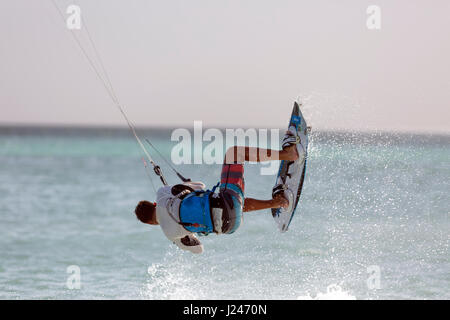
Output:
[166, 182, 221, 232]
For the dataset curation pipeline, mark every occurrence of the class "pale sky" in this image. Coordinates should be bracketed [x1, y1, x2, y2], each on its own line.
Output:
[0, 0, 449, 133]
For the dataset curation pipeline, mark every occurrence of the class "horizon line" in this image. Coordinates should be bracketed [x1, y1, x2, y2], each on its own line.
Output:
[0, 122, 449, 137]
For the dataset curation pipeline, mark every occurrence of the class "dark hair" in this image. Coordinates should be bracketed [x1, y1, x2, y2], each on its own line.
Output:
[134, 201, 156, 223]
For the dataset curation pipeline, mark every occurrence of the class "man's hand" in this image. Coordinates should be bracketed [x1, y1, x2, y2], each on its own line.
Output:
[272, 193, 289, 209]
[180, 235, 201, 246]
[174, 236, 204, 254]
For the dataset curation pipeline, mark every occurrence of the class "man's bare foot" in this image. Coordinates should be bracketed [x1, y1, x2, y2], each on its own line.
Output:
[272, 193, 289, 209]
[283, 144, 299, 161]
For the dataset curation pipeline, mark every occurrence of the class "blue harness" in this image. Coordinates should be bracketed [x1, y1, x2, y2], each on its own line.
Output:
[178, 184, 219, 235]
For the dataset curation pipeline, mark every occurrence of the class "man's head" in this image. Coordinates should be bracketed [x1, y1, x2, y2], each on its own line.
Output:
[134, 201, 158, 225]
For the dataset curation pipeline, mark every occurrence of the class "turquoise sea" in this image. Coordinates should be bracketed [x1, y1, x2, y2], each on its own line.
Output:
[0, 127, 448, 299]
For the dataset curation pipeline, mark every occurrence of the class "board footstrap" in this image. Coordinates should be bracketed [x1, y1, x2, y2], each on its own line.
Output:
[282, 130, 300, 149]
[272, 184, 287, 197]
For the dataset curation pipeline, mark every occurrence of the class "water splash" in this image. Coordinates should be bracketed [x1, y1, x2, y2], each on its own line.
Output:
[297, 284, 357, 300]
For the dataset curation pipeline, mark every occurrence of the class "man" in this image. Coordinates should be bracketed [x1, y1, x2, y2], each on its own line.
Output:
[134, 136, 299, 254]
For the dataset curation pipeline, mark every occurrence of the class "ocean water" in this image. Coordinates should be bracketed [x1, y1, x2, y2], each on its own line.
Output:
[0, 127, 448, 300]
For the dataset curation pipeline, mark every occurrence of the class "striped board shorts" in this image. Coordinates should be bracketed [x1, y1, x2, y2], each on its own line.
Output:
[219, 164, 245, 234]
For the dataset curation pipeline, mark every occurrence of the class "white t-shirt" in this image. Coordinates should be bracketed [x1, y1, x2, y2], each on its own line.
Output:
[156, 181, 206, 254]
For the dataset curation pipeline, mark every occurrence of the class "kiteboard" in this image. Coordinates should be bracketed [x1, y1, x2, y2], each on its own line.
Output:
[272, 102, 310, 232]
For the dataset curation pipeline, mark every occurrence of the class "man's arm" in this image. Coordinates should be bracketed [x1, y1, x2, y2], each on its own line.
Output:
[243, 195, 287, 212]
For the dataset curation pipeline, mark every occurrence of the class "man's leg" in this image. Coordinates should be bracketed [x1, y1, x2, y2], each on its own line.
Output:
[224, 145, 298, 164]
[222, 145, 295, 212]
[243, 196, 288, 212]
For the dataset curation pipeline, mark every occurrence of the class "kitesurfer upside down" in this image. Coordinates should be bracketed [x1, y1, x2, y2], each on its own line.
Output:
[134, 141, 299, 254]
